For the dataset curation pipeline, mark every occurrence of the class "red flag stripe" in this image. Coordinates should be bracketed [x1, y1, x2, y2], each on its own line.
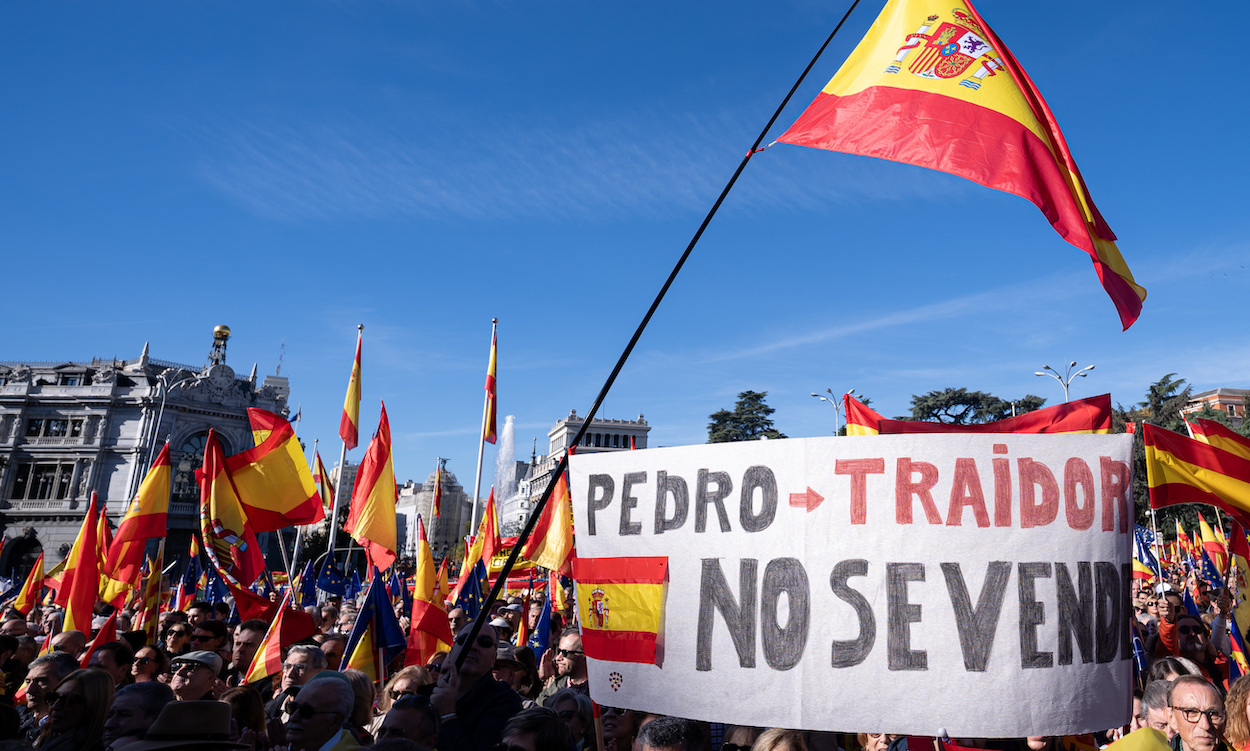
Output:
[581, 629, 658, 663]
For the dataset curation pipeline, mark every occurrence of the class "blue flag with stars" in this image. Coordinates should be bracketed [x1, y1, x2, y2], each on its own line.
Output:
[345, 571, 363, 602]
[317, 558, 348, 596]
[527, 595, 552, 664]
[454, 558, 490, 621]
[295, 560, 317, 608]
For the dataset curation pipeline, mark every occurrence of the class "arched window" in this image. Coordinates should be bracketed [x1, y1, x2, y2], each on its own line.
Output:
[172, 431, 230, 505]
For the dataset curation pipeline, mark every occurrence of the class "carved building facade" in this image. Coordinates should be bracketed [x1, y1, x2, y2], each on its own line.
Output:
[0, 327, 290, 571]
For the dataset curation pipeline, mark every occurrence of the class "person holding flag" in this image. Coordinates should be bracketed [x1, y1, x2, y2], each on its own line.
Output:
[430, 619, 522, 751]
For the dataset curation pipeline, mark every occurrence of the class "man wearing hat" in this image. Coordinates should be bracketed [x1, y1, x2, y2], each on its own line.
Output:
[169, 650, 224, 701]
[492, 641, 535, 708]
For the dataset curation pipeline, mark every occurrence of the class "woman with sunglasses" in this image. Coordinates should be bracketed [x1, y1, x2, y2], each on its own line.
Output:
[600, 705, 640, 751]
[160, 624, 191, 657]
[37, 668, 113, 750]
[131, 646, 169, 684]
[371, 665, 435, 737]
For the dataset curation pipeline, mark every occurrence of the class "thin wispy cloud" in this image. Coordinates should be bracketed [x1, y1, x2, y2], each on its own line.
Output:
[191, 105, 963, 224]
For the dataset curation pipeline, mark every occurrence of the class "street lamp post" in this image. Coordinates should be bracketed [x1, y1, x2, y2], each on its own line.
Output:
[810, 387, 858, 434]
[1034, 361, 1094, 403]
[142, 371, 207, 479]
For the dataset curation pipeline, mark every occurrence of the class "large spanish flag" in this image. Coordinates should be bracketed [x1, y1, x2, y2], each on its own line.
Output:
[199, 430, 265, 588]
[226, 408, 324, 531]
[104, 442, 171, 582]
[572, 556, 668, 665]
[522, 466, 575, 575]
[1144, 423, 1250, 527]
[56, 492, 101, 634]
[345, 402, 398, 571]
[1190, 419, 1250, 463]
[778, 0, 1145, 329]
[340, 329, 363, 450]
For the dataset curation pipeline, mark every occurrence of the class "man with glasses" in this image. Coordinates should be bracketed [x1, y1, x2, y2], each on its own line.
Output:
[281, 671, 359, 751]
[1169, 675, 1230, 751]
[432, 622, 523, 751]
[169, 650, 224, 701]
[190, 620, 230, 673]
[265, 643, 328, 719]
[537, 628, 587, 705]
[1175, 614, 1228, 686]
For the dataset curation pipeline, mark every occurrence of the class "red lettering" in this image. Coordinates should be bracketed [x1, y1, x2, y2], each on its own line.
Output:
[836, 458, 885, 525]
[1063, 458, 1095, 530]
[1101, 457, 1130, 533]
[947, 458, 990, 527]
[1019, 458, 1059, 528]
[992, 457, 1012, 527]
[895, 458, 942, 525]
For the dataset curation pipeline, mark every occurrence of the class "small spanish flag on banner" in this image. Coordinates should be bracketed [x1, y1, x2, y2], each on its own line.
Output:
[571, 556, 668, 665]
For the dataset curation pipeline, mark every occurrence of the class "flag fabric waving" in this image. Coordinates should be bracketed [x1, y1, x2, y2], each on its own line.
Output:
[199, 429, 266, 589]
[483, 327, 498, 444]
[345, 402, 399, 572]
[778, 0, 1145, 329]
[226, 409, 324, 531]
[1144, 424, 1250, 527]
[1190, 419, 1250, 463]
[56, 492, 102, 634]
[454, 489, 501, 603]
[243, 592, 319, 685]
[342, 571, 408, 684]
[454, 559, 490, 621]
[407, 517, 455, 666]
[844, 396, 885, 436]
[13, 553, 44, 616]
[340, 329, 363, 450]
[433, 459, 444, 518]
[1198, 512, 1229, 576]
[522, 465, 575, 575]
[104, 442, 171, 582]
[313, 451, 335, 518]
[572, 556, 668, 665]
[317, 558, 349, 596]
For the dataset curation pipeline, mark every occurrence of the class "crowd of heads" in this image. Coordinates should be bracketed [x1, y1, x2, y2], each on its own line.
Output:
[0, 570, 1239, 751]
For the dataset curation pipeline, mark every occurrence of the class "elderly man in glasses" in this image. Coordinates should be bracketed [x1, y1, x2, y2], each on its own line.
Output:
[536, 628, 587, 706]
[1169, 675, 1230, 751]
[432, 622, 523, 751]
[169, 650, 224, 701]
[282, 671, 360, 751]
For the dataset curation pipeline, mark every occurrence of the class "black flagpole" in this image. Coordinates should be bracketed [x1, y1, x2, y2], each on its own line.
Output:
[453, 0, 865, 671]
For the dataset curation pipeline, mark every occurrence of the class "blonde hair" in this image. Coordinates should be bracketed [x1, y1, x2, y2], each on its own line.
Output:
[1227, 675, 1250, 747]
[752, 728, 808, 751]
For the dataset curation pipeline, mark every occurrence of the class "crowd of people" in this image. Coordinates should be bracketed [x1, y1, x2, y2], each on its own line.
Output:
[0, 575, 1240, 751]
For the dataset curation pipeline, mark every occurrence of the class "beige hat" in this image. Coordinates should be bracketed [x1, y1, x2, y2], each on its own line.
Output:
[125, 701, 248, 750]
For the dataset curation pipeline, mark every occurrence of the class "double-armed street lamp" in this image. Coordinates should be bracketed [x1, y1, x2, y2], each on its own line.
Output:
[1034, 361, 1094, 403]
[810, 387, 859, 434]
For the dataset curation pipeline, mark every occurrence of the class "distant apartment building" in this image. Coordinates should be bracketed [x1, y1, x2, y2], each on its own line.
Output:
[1183, 387, 1249, 423]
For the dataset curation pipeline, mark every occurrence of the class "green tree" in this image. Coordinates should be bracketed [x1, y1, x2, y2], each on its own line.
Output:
[905, 388, 1045, 424]
[708, 391, 786, 443]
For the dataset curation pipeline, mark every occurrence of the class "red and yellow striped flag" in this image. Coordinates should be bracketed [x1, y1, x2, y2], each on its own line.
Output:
[778, 0, 1145, 329]
[243, 592, 318, 685]
[104, 442, 171, 583]
[340, 328, 362, 450]
[1191, 418, 1250, 463]
[1198, 512, 1229, 576]
[844, 395, 884, 436]
[406, 517, 454, 665]
[571, 556, 668, 665]
[483, 327, 498, 445]
[522, 466, 574, 575]
[227, 409, 324, 531]
[345, 402, 398, 571]
[13, 552, 44, 615]
[313, 451, 334, 517]
[199, 430, 265, 588]
[1145, 423, 1250, 528]
[56, 492, 102, 634]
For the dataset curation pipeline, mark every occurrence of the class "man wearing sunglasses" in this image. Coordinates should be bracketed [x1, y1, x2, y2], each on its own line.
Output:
[432, 622, 523, 751]
[1168, 675, 1230, 751]
[1174, 614, 1228, 686]
[169, 650, 224, 701]
[536, 628, 587, 706]
[282, 672, 358, 751]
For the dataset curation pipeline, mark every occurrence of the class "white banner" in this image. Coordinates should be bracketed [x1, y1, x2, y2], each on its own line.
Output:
[569, 434, 1134, 738]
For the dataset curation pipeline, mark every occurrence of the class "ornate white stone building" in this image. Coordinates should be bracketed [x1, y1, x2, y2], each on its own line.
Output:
[394, 465, 473, 561]
[0, 326, 291, 571]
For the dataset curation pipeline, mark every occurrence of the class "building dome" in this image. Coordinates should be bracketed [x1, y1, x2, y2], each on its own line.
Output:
[425, 469, 460, 488]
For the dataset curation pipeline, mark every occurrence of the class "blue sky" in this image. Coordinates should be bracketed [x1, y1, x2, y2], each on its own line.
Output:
[4, 1, 1247, 493]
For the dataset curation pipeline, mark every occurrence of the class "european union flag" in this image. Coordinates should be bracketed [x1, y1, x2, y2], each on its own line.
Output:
[1134, 525, 1160, 576]
[295, 560, 317, 608]
[455, 559, 490, 621]
[317, 558, 348, 596]
[205, 571, 229, 605]
[346, 571, 363, 602]
[527, 596, 552, 663]
[341, 570, 408, 682]
[1199, 549, 1225, 590]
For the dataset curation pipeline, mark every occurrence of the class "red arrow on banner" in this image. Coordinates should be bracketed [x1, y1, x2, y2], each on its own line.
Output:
[788, 487, 824, 512]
